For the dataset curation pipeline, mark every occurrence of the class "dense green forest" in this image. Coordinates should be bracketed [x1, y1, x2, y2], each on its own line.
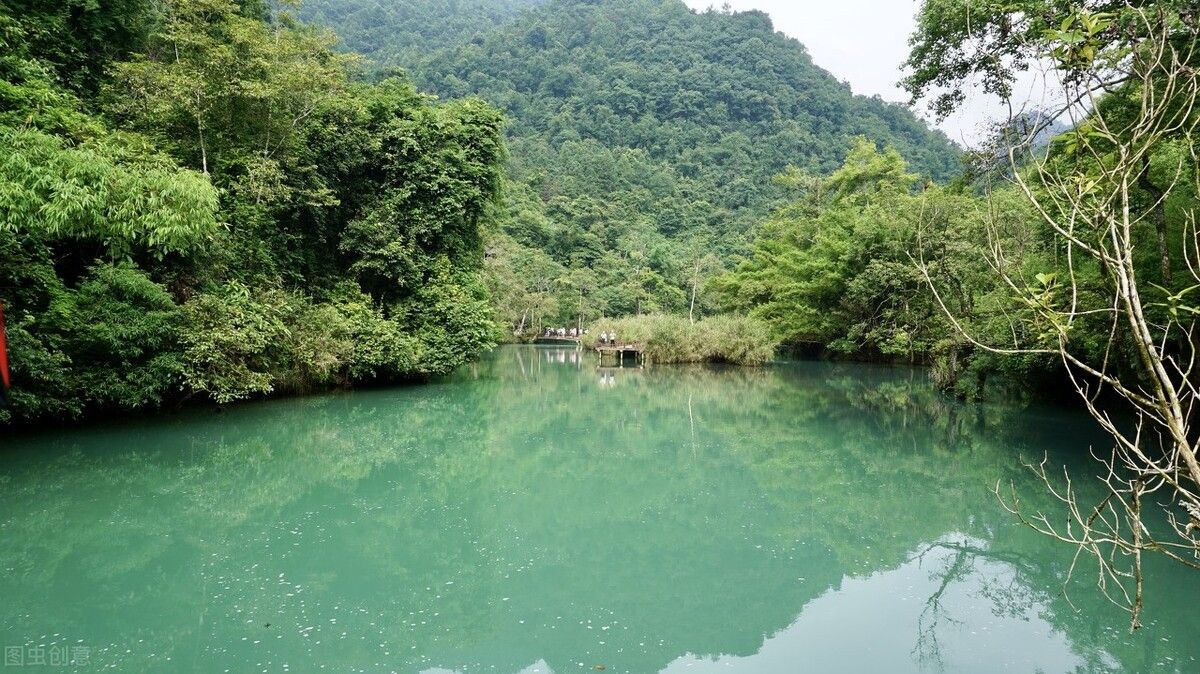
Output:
[3, 0, 1195, 427]
[0, 0, 504, 424]
[715, 3, 1199, 404]
[298, 0, 1190, 400]
[302, 0, 963, 331]
[0, 0, 967, 424]
[299, 0, 546, 66]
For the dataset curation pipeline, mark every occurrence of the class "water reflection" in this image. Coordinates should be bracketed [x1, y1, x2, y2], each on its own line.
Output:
[662, 536, 1111, 674]
[0, 346, 1197, 672]
[540, 346, 583, 366]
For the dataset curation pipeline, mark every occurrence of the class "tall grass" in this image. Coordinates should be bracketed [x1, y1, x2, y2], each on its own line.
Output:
[583, 314, 778, 365]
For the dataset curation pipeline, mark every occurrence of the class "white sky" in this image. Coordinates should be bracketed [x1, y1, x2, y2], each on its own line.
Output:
[680, 0, 1037, 146]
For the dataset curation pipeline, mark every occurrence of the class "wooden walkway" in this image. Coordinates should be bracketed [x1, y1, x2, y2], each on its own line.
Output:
[595, 343, 645, 365]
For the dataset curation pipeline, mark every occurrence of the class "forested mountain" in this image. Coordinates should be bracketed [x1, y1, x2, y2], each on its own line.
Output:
[414, 0, 960, 180]
[0, 0, 503, 424]
[304, 0, 964, 332]
[298, 0, 546, 66]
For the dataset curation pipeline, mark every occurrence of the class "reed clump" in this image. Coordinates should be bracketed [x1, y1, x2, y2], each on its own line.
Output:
[584, 314, 777, 365]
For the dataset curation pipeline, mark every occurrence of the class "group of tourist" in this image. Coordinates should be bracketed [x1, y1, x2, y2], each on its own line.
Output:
[537, 326, 619, 345]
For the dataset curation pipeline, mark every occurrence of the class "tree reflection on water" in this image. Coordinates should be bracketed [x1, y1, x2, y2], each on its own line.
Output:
[0, 346, 1196, 672]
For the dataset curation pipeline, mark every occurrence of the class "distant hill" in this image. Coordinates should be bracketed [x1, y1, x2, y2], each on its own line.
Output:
[413, 0, 960, 181]
[298, 0, 548, 66]
[301, 0, 964, 328]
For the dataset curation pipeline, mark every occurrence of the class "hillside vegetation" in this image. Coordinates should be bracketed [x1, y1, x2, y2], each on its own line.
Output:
[304, 0, 963, 333]
[298, 0, 546, 66]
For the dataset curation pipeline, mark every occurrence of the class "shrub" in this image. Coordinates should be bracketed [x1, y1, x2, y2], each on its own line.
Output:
[179, 282, 291, 404]
[179, 283, 428, 403]
[65, 263, 185, 409]
[284, 284, 420, 388]
[3, 261, 184, 422]
[397, 260, 496, 377]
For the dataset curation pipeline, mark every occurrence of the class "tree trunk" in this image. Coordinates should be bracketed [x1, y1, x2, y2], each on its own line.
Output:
[689, 280, 697, 323]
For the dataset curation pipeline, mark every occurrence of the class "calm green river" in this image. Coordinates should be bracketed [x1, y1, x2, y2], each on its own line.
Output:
[2, 346, 1199, 673]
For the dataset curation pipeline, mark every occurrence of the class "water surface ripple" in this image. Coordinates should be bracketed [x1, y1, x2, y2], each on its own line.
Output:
[2, 346, 1197, 672]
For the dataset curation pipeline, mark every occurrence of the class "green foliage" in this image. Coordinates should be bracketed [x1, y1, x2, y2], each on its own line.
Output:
[178, 281, 435, 403]
[903, 0, 1198, 119]
[400, 259, 497, 376]
[483, 231, 570, 339]
[715, 139, 949, 360]
[179, 282, 291, 404]
[583, 314, 777, 365]
[0, 0, 154, 97]
[0, 0, 507, 424]
[297, 0, 544, 67]
[279, 283, 422, 387]
[712, 136, 1070, 397]
[0, 127, 219, 256]
[307, 0, 963, 325]
[342, 89, 505, 297]
[64, 264, 186, 408]
[106, 0, 357, 183]
[720, 60, 1198, 403]
[1, 261, 185, 422]
[413, 0, 960, 181]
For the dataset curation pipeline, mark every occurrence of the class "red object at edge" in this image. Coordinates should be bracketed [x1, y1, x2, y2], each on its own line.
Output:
[0, 302, 10, 391]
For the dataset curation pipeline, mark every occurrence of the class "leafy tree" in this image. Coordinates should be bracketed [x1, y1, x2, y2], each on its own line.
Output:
[0, 128, 219, 257]
[341, 87, 504, 300]
[907, 0, 1200, 627]
[0, 0, 507, 424]
[903, 0, 1198, 120]
[715, 139, 959, 361]
[178, 281, 291, 404]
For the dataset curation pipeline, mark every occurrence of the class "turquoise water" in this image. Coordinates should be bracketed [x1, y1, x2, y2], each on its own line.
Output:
[1, 346, 1198, 672]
